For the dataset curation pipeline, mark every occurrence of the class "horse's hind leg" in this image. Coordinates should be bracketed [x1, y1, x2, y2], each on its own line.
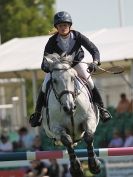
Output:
[83, 131, 101, 174]
[61, 133, 84, 177]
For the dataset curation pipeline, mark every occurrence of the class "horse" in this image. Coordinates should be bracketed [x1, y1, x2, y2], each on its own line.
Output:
[41, 53, 101, 177]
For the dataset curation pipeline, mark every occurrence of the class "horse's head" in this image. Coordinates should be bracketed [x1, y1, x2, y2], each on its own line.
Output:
[51, 62, 77, 114]
[43, 52, 75, 72]
[46, 54, 77, 115]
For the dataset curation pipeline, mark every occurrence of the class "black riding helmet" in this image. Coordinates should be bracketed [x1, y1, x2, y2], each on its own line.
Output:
[54, 11, 72, 27]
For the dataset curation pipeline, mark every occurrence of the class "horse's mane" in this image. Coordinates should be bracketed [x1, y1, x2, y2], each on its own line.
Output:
[45, 52, 74, 65]
[45, 53, 77, 75]
[53, 62, 78, 77]
[44, 52, 77, 76]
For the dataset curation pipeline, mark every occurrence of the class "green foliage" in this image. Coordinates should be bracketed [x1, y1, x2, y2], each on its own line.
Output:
[25, 78, 42, 115]
[25, 79, 33, 115]
[0, 0, 55, 43]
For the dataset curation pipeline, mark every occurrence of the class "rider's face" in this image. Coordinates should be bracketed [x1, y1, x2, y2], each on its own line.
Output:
[56, 23, 71, 37]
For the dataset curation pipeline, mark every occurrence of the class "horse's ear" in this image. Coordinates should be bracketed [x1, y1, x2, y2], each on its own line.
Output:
[43, 55, 54, 72]
[44, 55, 54, 64]
[63, 52, 75, 65]
[43, 53, 61, 72]
[44, 52, 60, 61]
[61, 52, 67, 57]
[71, 52, 76, 60]
[52, 53, 60, 60]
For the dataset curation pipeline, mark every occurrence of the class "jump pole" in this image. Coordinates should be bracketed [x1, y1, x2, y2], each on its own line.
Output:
[0, 147, 133, 161]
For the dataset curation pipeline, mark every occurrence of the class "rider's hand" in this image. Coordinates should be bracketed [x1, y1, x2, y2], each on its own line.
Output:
[88, 61, 98, 73]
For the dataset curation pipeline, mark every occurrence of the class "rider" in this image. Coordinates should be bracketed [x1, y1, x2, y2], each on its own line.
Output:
[29, 11, 112, 127]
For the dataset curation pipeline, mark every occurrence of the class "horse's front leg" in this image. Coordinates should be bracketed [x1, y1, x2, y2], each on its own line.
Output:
[60, 132, 84, 177]
[83, 131, 101, 174]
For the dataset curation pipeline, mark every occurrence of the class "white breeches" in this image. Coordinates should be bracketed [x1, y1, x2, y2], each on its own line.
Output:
[74, 63, 94, 89]
[42, 63, 94, 92]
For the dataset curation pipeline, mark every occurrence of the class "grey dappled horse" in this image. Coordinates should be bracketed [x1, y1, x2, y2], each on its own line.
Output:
[42, 53, 101, 177]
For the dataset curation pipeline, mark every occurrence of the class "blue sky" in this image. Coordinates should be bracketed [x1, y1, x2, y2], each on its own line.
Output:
[56, 0, 133, 32]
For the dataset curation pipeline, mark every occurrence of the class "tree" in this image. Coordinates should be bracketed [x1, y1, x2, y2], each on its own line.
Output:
[0, 0, 55, 43]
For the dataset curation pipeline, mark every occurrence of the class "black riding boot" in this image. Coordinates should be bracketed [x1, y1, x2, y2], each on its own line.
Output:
[29, 88, 46, 127]
[92, 86, 112, 122]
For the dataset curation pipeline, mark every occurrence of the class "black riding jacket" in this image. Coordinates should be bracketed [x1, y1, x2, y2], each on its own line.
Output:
[41, 30, 100, 72]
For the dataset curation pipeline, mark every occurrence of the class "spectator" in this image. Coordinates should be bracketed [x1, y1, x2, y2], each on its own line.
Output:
[116, 93, 130, 113]
[25, 160, 49, 177]
[48, 159, 62, 177]
[62, 164, 71, 177]
[9, 126, 19, 143]
[17, 127, 35, 150]
[108, 129, 124, 148]
[31, 135, 43, 151]
[0, 134, 13, 152]
[8, 127, 20, 151]
[124, 128, 133, 147]
[128, 99, 133, 112]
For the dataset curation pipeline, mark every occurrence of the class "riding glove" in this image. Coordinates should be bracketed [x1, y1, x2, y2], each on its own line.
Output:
[88, 62, 98, 73]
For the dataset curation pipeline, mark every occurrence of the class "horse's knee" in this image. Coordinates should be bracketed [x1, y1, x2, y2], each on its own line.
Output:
[61, 134, 75, 158]
[84, 132, 96, 157]
[61, 134, 73, 147]
[83, 131, 94, 145]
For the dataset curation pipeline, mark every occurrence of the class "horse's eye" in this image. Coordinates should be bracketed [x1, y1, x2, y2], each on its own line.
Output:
[71, 77, 74, 82]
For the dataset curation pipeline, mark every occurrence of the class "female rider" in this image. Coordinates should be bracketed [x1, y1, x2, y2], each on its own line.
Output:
[29, 11, 111, 127]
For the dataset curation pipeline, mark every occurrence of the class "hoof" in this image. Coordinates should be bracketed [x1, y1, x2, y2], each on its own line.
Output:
[88, 156, 101, 174]
[70, 158, 84, 177]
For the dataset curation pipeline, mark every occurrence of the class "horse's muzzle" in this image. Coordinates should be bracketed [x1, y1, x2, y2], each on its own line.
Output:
[63, 105, 76, 114]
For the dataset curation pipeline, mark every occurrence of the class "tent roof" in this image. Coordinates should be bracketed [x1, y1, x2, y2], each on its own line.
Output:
[88, 26, 133, 61]
[0, 26, 133, 73]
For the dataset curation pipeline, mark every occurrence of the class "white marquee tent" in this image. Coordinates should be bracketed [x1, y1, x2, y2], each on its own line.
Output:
[0, 26, 133, 73]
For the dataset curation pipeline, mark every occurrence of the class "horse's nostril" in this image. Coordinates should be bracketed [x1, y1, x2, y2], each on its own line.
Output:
[74, 105, 76, 110]
[63, 106, 69, 112]
[63, 105, 76, 114]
